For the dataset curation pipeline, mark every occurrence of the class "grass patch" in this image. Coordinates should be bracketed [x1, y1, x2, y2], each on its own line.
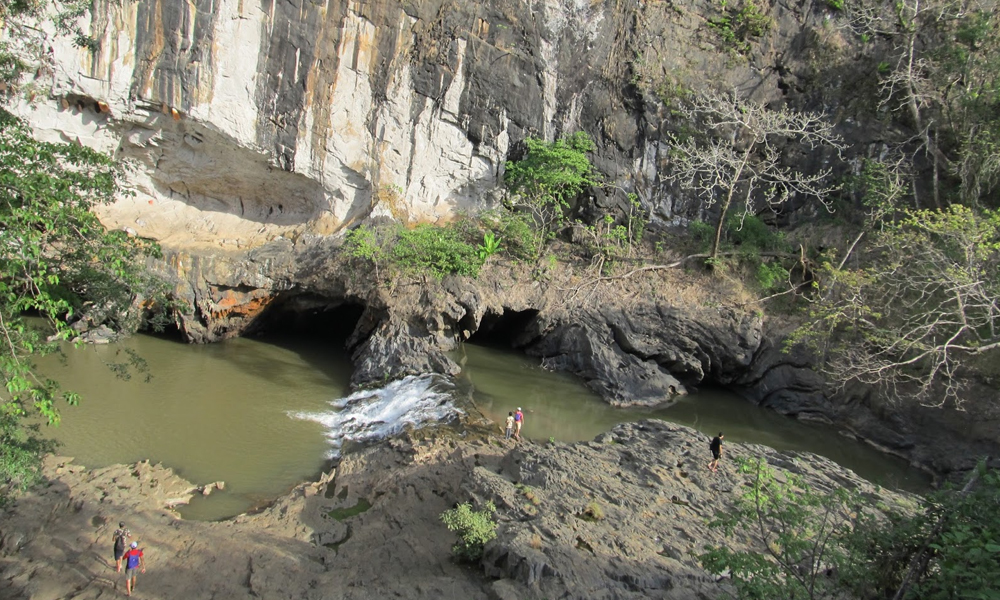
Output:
[328, 498, 372, 521]
[578, 500, 605, 522]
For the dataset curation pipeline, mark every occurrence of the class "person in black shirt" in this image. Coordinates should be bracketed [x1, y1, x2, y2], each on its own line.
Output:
[112, 522, 130, 572]
[708, 433, 724, 473]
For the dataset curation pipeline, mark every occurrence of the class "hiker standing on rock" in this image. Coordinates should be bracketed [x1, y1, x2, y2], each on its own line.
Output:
[505, 411, 515, 440]
[123, 541, 145, 596]
[112, 522, 130, 572]
[514, 407, 524, 441]
[708, 433, 724, 473]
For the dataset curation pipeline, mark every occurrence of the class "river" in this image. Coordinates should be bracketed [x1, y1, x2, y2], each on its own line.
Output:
[37, 333, 930, 521]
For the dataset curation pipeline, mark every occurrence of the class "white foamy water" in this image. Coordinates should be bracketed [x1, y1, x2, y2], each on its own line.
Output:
[290, 374, 463, 456]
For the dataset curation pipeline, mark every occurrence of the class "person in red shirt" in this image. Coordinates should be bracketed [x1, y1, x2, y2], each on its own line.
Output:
[123, 541, 146, 596]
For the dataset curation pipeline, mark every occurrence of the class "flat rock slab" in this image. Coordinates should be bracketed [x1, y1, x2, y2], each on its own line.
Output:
[0, 425, 909, 600]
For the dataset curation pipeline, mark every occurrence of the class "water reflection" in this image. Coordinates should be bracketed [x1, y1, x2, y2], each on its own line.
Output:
[458, 343, 932, 492]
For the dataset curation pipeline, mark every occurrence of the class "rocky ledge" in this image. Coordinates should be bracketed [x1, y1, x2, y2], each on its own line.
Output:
[0, 422, 907, 600]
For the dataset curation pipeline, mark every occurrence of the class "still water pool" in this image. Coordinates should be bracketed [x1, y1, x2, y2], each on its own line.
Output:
[458, 343, 932, 493]
[36, 332, 351, 520]
[36, 334, 929, 522]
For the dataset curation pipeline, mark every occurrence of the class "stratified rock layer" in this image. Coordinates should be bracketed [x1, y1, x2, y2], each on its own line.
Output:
[21, 0, 855, 248]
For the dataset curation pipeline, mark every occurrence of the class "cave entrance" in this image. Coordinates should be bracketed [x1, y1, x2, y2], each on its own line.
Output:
[466, 308, 540, 348]
[248, 294, 366, 348]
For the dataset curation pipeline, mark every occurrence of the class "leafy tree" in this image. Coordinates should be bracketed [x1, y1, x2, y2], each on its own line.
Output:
[1, 1, 166, 504]
[700, 457, 858, 600]
[667, 92, 844, 262]
[841, 463, 1000, 600]
[440, 500, 497, 562]
[503, 131, 599, 252]
[701, 458, 1000, 600]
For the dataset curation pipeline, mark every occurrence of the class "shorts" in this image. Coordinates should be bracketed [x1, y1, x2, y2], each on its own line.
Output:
[125, 567, 138, 579]
[114, 547, 125, 561]
[711, 449, 721, 460]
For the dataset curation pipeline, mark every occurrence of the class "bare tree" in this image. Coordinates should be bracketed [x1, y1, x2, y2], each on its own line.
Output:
[666, 92, 845, 261]
[843, 0, 1000, 208]
[799, 204, 1000, 408]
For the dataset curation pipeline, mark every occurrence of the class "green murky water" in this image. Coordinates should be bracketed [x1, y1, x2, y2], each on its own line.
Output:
[36, 332, 351, 521]
[458, 343, 932, 492]
[35, 332, 929, 523]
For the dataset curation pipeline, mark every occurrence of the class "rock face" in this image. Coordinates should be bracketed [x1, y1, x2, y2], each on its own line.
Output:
[0, 424, 910, 600]
[289, 245, 763, 406]
[471, 420, 901, 599]
[19, 0, 855, 249]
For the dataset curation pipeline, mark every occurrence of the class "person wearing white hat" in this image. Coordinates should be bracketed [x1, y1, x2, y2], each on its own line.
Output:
[123, 541, 146, 596]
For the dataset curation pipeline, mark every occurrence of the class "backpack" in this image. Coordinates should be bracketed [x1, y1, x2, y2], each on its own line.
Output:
[114, 531, 126, 552]
[125, 549, 141, 569]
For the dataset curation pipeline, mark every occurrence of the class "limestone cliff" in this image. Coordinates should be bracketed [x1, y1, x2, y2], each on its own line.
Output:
[16, 0, 847, 250]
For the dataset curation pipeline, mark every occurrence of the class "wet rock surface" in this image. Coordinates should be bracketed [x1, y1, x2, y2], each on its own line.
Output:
[0, 423, 908, 599]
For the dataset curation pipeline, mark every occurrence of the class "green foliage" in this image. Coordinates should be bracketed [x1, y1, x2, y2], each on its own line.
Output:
[477, 209, 539, 262]
[393, 225, 483, 278]
[755, 261, 789, 292]
[793, 204, 1000, 406]
[477, 231, 501, 263]
[825, 0, 844, 10]
[700, 457, 860, 600]
[702, 458, 1000, 600]
[0, 3, 170, 504]
[344, 224, 394, 280]
[0, 106, 167, 502]
[689, 215, 793, 293]
[581, 500, 605, 521]
[689, 220, 715, 249]
[440, 500, 498, 562]
[0, 410, 55, 507]
[0, 1, 116, 94]
[345, 222, 484, 280]
[708, 0, 773, 54]
[504, 132, 599, 251]
[842, 464, 1000, 600]
[726, 213, 790, 254]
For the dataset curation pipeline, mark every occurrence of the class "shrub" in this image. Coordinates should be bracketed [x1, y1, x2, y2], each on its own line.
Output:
[689, 220, 715, 250]
[755, 261, 789, 292]
[344, 224, 395, 280]
[396, 225, 484, 278]
[582, 500, 605, 521]
[726, 213, 789, 253]
[504, 132, 599, 252]
[440, 501, 498, 562]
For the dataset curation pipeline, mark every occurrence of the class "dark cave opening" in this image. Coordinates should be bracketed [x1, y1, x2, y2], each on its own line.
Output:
[466, 308, 540, 348]
[247, 294, 367, 347]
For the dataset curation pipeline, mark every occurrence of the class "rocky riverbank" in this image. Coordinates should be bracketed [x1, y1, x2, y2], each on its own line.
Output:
[0, 422, 911, 600]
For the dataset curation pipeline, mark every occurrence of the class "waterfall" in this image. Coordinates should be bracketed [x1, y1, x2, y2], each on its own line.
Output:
[290, 374, 463, 457]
